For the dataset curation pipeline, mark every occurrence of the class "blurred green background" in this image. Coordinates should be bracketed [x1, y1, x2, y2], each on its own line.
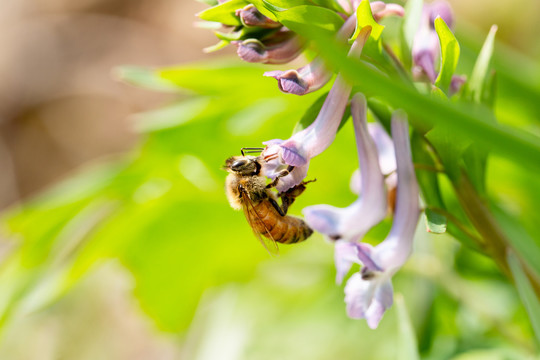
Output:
[0, 0, 539, 359]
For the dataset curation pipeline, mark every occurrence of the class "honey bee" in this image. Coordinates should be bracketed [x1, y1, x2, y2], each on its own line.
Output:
[224, 150, 313, 254]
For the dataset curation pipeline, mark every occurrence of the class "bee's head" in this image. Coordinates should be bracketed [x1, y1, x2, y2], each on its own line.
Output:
[224, 156, 262, 175]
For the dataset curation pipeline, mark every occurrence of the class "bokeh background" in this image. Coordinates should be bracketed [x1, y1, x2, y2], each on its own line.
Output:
[0, 0, 539, 359]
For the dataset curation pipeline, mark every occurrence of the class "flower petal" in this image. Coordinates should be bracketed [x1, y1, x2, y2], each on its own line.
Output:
[335, 240, 361, 284]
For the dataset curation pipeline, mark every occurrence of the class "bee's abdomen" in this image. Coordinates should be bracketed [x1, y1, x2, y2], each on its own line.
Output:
[253, 201, 313, 244]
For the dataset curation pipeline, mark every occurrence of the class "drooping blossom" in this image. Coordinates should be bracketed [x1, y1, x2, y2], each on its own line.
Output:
[263, 15, 357, 95]
[302, 94, 387, 243]
[232, 32, 305, 64]
[261, 28, 372, 193]
[236, 4, 281, 28]
[340, 111, 420, 328]
[412, 0, 454, 83]
[264, 1, 404, 96]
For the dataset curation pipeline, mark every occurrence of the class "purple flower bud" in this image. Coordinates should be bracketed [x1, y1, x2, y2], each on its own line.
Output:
[342, 111, 420, 328]
[236, 4, 281, 28]
[263, 14, 358, 96]
[261, 28, 372, 192]
[302, 94, 387, 241]
[263, 58, 331, 95]
[232, 33, 304, 64]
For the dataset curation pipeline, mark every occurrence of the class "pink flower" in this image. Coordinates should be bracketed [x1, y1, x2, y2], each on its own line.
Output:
[302, 94, 387, 243]
[235, 4, 281, 28]
[261, 28, 372, 192]
[263, 15, 358, 95]
[326, 111, 420, 328]
[343, 111, 420, 328]
[232, 32, 304, 64]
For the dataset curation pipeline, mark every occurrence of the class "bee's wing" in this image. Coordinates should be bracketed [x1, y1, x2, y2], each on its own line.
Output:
[240, 190, 279, 255]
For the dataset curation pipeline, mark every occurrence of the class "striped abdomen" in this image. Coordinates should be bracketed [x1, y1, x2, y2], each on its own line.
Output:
[249, 199, 313, 244]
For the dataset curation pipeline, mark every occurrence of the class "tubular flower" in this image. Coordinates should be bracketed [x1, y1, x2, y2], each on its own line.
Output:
[341, 111, 420, 329]
[236, 4, 281, 28]
[349, 122, 396, 196]
[261, 28, 372, 193]
[263, 58, 331, 96]
[232, 32, 305, 64]
[412, 0, 454, 82]
[302, 94, 387, 243]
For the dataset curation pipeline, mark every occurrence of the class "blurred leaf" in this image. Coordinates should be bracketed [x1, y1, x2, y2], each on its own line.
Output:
[197, 0, 249, 26]
[292, 91, 351, 134]
[264, 4, 344, 37]
[507, 251, 540, 345]
[462, 143, 488, 195]
[466, 25, 498, 103]
[350, 0, 384, 43]
[434, 17, 460, 94]
[132, 97, 211, 132]
[367, 97, 392, 133]
[159, 62, 275, 95]
[400, 0, 423, 67]
[113, 66, 180, 92]
[410, 133, 447, 234]
[396, 294, 420, 360]
[492, 206, 540, 279]
[310, 0, 346, 13]
[197, 0, 218, 5]
[300, 28, 540, 171]
[426, 124, 471, 182]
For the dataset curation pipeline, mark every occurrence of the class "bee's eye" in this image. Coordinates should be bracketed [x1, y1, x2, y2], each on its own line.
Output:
[231, 160, 247, 171]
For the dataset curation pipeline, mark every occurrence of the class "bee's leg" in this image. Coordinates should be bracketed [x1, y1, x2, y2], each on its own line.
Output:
[278, 179, 316, 214]
[269, 198, 286, 217]
[265, 165, 295, 189]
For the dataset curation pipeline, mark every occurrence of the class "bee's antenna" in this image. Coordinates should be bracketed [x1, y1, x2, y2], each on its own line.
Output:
[240, 147, 264, 156]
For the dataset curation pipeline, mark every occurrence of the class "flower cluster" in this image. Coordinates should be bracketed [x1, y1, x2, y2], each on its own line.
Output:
[199, 0, 459, 328]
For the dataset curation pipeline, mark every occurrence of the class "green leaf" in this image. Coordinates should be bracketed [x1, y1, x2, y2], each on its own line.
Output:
[113, 66, 181, 93]
[197, 0, 250, 26]
[423, 208, 447, 234]
[462, 143, 488, 194]
[400, 0, 423, 67]
[434, 17, 460, 94]
[467, 25, 498, 103]
[158, 62, 274, 95]
[493, 206, 540, 279]
[349, 0, 384, 43]
[410, 132, 447, 234]
[292, 91, 351, 134]
[132, 98, 212, 133]
[302, 28, 540, 171]
[426, 123, 471, 182]
[203, 39, 230, 53]
[507, 251, 540, 345]
[310, 0, 346, 13]
[367, 97, 392, 133]
[196, 0, 218, 6]
[396, 294, 421, 360]
[265, 4, 345, 37]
